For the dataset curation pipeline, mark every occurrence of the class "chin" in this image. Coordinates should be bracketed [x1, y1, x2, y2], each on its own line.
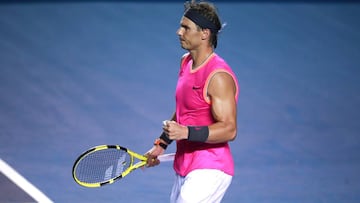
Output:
[180, 44, 187, 49]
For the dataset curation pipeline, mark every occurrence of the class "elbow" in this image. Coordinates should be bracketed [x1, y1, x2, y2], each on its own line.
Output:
[228, 126, 237, 142]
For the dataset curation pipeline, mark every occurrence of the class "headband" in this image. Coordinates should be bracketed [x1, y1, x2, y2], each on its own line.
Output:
[184, 9, 219, 34]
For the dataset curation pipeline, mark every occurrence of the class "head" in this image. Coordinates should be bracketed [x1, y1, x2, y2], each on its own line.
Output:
[177, 0, 222, 49]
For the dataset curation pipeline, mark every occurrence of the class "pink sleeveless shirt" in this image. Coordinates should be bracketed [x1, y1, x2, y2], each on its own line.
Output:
[174, 53, 239, 177]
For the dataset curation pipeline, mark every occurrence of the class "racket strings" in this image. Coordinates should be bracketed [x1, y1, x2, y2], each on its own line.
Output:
[75, 149, 131, 184]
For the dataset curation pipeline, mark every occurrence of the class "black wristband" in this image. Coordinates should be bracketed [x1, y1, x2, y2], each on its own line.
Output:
[154, 138, 168, 150]
[159, 142, 168, 150]
[155, 142, 168, 150]
[160, 132, 173, 144]
[187, 126, 209, 142]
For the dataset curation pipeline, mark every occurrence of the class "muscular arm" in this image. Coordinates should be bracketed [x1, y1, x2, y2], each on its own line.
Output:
[206, 72, 237, 143]
[164, 72, 238, 144]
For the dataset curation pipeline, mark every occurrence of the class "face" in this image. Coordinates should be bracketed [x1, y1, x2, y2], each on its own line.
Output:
[176, 16, 203, 50]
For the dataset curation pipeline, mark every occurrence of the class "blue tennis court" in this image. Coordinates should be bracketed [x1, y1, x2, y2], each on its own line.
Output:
[1, 1, 359, 202]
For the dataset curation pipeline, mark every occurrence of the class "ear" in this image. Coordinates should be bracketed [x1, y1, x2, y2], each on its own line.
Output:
[201, 28, 211, 40]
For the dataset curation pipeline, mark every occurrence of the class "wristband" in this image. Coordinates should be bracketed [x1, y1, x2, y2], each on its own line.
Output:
[154, 139, 168, 150]
[160, 132, 173, 144]
[187, 126, 209, 142]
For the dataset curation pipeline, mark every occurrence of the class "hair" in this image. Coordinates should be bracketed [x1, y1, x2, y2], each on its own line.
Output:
[184, 0, 222, 48]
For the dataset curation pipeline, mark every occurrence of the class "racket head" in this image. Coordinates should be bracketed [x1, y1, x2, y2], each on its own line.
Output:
[72, 145, 146, 188]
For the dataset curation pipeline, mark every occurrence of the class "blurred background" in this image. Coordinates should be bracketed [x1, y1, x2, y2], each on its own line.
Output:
[0, 0, 359, 202]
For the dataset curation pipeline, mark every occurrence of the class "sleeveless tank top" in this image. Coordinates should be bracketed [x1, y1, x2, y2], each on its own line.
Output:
[174, 52, 239, 176]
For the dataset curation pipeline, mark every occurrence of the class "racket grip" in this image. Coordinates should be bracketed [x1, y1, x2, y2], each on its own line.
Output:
[158, 153, 175, 162]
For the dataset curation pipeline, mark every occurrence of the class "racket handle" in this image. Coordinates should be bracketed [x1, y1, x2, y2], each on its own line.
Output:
[158, 153, 175, 162]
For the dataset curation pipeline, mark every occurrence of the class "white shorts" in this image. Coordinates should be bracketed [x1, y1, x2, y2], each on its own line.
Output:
[170, 169, 232, 203]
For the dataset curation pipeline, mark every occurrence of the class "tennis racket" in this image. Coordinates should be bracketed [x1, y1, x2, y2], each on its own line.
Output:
[72, 145, 175, 188]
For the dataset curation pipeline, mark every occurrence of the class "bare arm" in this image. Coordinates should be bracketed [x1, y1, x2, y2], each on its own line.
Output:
[164, 72, 237, 144]
[144, 112, 176, 167]
[206, 72, 237, 143]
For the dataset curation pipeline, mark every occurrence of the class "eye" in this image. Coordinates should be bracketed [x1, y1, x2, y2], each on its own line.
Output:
[181, 24, 190, 31]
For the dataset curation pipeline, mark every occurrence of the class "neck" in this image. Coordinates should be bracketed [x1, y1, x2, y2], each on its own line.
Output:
[190, 47, 214, 69]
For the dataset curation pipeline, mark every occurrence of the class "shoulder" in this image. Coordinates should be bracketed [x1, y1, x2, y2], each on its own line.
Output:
[211, 54, 229, 67]
[180, 52, 191, 64]
[179, 52, 192, 70]
[181, 52, 190, 59]
[207, 55, 239, 99]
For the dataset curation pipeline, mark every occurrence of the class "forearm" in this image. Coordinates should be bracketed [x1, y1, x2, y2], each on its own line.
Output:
[207, 120, 237, 143]
[164, 120, 237, 144]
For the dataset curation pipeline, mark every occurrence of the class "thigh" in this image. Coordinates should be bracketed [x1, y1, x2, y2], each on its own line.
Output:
[170, 173, 185, 203]
[177, 169, 232, 203]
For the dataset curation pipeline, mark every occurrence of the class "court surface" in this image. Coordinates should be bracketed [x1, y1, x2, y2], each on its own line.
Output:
[1, 1, 360, 202]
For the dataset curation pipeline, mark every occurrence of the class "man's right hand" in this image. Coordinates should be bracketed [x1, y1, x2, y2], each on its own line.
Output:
[144, 145, 164, 167]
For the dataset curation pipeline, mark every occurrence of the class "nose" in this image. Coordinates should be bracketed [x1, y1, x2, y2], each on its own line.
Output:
[176, 27, 182, 36]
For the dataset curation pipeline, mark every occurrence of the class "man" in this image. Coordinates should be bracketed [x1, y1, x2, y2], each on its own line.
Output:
[146, 1, 239, 202]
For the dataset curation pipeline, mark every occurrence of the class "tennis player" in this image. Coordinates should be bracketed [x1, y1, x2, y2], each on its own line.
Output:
[146, 1, 239, 202]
